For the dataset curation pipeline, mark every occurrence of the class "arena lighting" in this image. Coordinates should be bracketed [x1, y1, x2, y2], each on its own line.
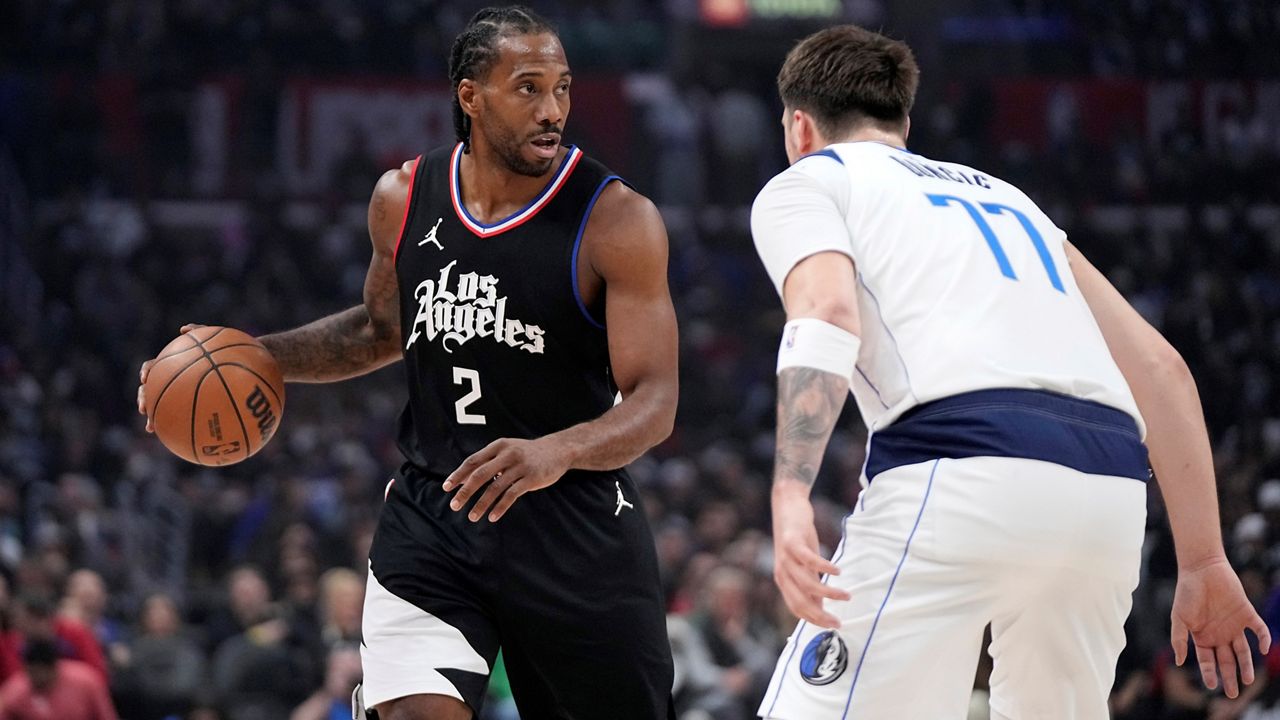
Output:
[700, 0, 842, 26]
[751, 0, 842, 18]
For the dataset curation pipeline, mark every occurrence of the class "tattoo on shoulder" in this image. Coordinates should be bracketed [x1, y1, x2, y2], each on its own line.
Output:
[373, 194, 387, 222]
[774, 368, 847, 488]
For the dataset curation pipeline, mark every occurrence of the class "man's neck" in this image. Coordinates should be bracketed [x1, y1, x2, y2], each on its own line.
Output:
[459, 141, 566, 224]
[829, 127, 907, 150]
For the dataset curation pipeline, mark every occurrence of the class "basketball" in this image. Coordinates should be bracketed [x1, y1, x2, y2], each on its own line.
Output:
[144, 326, 285, 466]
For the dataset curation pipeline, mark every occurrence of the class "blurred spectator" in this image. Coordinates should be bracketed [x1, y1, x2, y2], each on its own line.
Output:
[315, 568, 362, 649]
[287, 643, 360, 720]
[113, 593, 205, 720]
[6, 593, 108, 683]
[1109, 620, 1156, 720]
[184, 700, 227, 720]
[60, 570, 127, 663]
[202, 567, 273, 654]
[668, 613, 740, 720]
[0, 575, 19, 683]
[691, 566, 775, 718]
[208, 568, 314, 720]
[0, 637, 117, 720]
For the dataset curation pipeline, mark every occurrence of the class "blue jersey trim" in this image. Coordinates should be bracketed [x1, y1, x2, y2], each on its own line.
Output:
[843, 459, 938, 718]
[570, 176, 621, 330]
[866, 389, 1149, 483]
[801, 148, 844, 165]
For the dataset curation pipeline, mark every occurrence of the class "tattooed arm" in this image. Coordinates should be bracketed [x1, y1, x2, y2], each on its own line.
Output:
[257, 161, 414, 382]
[770, 250, 860, 629]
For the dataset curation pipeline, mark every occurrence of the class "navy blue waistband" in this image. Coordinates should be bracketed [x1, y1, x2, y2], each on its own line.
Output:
[866, 389, 1150, 482]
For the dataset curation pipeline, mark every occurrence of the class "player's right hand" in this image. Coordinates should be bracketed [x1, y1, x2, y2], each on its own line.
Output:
[1170, 557, 1272, 699]
[771, 480, 850, 629]
[137, 324, 207, 433]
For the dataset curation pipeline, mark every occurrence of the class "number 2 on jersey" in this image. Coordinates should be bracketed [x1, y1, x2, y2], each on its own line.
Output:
[926, 194, 1065, 293]
[452, 367, 486, 425]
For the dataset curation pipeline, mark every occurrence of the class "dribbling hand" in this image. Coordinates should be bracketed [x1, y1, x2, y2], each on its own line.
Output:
[771, 481, 850, 629]
[443, 437, 571, 523]
[1171, 557, 1272, 698]
[136, 324, 206, 432]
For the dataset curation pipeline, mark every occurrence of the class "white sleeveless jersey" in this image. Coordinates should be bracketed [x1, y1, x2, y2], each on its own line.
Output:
[752, 141, 1144, 436]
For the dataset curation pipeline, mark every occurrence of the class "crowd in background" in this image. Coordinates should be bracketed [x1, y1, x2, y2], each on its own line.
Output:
[2, 1, 1280, 719]
[1061, 0, 1279, 76]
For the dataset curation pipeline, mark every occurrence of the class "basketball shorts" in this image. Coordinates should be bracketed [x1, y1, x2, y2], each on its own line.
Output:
[360, 464, 675, 719]
[761, 389, 1149, 720]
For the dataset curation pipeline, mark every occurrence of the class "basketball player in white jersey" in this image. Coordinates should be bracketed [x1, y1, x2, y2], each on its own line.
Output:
[751, 25, 1270, 719]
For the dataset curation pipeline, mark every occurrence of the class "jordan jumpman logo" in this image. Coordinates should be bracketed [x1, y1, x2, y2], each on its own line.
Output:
[420, 217, 444, 250]
[614, 481, 634, 516]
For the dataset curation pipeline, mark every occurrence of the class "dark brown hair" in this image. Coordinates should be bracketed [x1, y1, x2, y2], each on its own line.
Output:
[777, 25, 919, 139]
[449, 6, 557, 149]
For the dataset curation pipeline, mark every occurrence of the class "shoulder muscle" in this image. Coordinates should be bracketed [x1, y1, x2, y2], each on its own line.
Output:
[368, 158, 418, 256]
[583, 181, 668, 280]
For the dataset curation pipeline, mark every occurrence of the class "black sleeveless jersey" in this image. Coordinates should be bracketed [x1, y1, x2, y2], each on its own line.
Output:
[393, 143, 622, 477]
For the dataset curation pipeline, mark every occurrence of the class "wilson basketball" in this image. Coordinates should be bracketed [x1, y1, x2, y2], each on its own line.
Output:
[144, 326, 285, 466]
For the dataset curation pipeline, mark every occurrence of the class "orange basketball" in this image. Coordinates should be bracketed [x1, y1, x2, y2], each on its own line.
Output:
[144, 326, 285, 466]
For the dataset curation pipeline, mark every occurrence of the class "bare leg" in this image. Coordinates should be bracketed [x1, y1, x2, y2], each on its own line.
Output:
[376, 694, 472, 720]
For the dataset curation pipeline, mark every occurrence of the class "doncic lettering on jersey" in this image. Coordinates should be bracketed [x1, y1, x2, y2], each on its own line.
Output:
[890, 154, 991, 189]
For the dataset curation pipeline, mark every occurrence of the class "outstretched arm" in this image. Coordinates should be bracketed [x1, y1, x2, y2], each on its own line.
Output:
[1067, 241, 1270, 697]
[443, 183, 679, 522]
[138, 161, 413, 429]
[258, 161, 415, 382]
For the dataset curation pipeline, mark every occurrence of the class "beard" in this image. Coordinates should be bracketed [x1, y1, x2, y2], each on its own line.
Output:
[477, 117, 558, 177]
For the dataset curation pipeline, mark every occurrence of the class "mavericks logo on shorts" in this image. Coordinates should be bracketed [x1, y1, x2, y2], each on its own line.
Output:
[799, 630, 848, 686]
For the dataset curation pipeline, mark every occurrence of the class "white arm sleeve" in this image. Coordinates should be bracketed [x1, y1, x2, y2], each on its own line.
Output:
[750, 155, 854, 299]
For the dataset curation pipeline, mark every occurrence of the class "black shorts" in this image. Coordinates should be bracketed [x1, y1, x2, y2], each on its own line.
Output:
[360, 464, 675, 719]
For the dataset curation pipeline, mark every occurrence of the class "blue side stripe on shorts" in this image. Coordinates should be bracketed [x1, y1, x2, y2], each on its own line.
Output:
[866, 388, 1149, 483]
[842, 459, 939, 718]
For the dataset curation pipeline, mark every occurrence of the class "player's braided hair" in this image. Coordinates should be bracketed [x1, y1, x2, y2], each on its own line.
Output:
[448, 6, 556, 152]
[777, 25, 919, 139]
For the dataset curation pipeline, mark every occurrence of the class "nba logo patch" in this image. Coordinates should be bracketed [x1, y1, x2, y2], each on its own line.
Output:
[799, 630, 848, 686]
[784, 325, 798, 349]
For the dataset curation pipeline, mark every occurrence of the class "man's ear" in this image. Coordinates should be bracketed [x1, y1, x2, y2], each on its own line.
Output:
[458, 79, 480, 118]
[792, 109, 820, 157]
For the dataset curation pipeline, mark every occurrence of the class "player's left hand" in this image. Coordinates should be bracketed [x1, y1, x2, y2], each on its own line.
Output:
[1170, 557, 1272, 699]
[444, 437, 571, 522]
[771, 480, 850, 629]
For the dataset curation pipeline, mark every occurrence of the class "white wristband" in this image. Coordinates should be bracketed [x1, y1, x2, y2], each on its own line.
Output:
[776, 318, 861, 380]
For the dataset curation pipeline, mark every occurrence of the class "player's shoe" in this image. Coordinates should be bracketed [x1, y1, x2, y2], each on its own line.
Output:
[352, 683, 378, 719]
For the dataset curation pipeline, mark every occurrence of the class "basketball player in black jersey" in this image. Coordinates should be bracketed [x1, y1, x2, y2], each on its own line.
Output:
[137, 7, 678, 720]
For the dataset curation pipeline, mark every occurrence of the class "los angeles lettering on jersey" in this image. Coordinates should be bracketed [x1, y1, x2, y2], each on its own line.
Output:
[404, 259, 545, 355]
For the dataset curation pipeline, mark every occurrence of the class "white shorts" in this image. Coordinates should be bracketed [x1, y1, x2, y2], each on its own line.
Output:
[760, 456, 1147, 720]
